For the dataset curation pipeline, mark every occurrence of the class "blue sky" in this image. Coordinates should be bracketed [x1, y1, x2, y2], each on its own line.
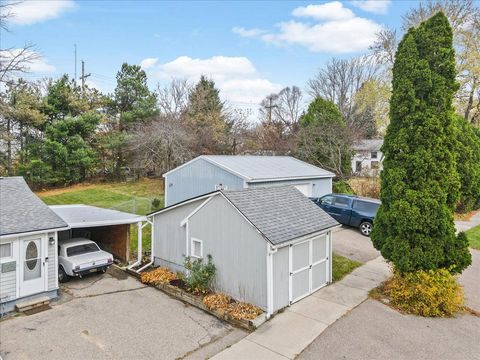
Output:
[3, 0, 416, 108]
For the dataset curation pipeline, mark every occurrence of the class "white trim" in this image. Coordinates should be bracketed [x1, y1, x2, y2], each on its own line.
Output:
[0, 242, 13, 261]
[266, 243, 276, 317]
[180, 197, 215, 226]
[0, 227, 69, 240]
[191, 238, 203, 259]
[149, 192, 217, 217]
[66, 219, 146, 227]
[274, 225, 342, 250]
[247, 175, 334, 183]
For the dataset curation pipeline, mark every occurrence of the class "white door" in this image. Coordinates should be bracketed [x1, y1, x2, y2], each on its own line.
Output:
[294, 184, 312, 197]
[19, 237, 45, 297]
[289, 235, 330, 304]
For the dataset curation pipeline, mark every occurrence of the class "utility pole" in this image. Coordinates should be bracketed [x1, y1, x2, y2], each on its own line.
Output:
[265, 95, 278, 122]
[80, 60, 91, 92]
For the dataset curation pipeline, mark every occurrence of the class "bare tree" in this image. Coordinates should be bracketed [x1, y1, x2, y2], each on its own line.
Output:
[307, 57, 379, 121]
[156, 78, 192, 121]
[273, 86, 303, 130]
[128, 114, 192, 174]
[0, 2, 41, 84]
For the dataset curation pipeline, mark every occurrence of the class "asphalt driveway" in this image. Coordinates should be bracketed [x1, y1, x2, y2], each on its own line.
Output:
[0, 267, 246, 360]
[332, 227, 380, 263]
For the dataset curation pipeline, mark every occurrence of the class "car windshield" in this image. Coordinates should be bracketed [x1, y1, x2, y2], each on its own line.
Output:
[66, 243, 100, 257]
[353, 200, 380, 213]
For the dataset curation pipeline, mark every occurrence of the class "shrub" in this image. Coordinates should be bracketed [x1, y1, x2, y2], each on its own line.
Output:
[184, 254, 216, 294]
[151, 197, 162, 210]
[383, 268, 464, 317]
[348, 177, 380, 198]
[140, 267, 177, 285]
[333, 180, 356, 195]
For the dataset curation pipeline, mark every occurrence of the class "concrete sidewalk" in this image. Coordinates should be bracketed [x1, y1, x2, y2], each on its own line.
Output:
[455, 210, 480, 232]
[213, 257, 391, 360]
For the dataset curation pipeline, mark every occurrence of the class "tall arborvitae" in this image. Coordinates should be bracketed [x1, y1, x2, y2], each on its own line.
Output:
[371, 12, 471, 274]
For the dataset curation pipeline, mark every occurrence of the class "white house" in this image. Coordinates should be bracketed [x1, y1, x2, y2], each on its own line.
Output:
[163, 155, 335, 206]
[351, 139, 384, 176]
[0, 177, 69, 313]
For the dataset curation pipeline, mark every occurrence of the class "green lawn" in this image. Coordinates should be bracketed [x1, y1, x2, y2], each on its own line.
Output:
[37, 179, 164, 254]
[466, 225, 480, 250]
[332, 253, 362, 282]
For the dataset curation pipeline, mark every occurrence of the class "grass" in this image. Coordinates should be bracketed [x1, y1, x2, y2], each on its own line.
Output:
[332, 253, 362, 282]
[466, 225, 480, 250]
[37, 178, 164, 255]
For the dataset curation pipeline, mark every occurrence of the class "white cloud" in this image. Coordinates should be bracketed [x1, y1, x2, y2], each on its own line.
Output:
[233, 1, 383, 54]
[140, 57, 158, 69]
[292, 2, 354, 21]
[0, 48, 56, 73]
[351, 1, 391, 15]
[146, 56, 282, 104]
[232, 27, 266, 38]
[8, 0, 75, 25]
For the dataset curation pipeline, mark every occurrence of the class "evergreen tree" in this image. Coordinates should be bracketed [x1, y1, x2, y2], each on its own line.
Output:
[184, 76, 230, 154]
[454, 115, 480, 212]
[296, 97, 352, 177]
[371, 12, 471, 274]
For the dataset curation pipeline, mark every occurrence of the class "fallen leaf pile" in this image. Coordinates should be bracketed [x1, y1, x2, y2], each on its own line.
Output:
[203, 293, 263, 320]
[140, 267, 177, 285]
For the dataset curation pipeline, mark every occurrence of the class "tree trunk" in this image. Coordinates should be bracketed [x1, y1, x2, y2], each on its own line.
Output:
[6, 118, 12, 175]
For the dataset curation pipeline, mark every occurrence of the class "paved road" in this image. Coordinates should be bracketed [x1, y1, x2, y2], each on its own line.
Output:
[0, 268, 246, 360]
[332, 227, 380, 263]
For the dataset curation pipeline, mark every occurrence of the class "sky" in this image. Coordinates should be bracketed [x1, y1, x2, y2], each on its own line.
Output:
[2, 0, 416, 111]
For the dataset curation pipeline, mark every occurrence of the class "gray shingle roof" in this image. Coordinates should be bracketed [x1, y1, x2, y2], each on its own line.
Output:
[201, 155, 335, 181]
[222, 186, 339, 245]
[0, 177, 68, 236]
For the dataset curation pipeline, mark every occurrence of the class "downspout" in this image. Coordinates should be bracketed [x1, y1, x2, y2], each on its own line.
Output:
[266, 243, 277, 318]
[136, 218, 154, 273]
[128, 220, 150, 270]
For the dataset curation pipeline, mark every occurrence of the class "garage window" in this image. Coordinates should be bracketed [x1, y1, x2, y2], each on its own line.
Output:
[0, 243, 12, 259]
[191, 238, 203, 259]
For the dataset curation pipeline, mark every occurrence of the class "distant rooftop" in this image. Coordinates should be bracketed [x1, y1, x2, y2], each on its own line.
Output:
[50, 205, 146, 228]
[353, 139, 383, 151]
[0, 177, 68, 236]
[165, 155, 335, 181]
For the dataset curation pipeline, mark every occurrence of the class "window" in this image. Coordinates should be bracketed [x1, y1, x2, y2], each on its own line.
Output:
[66, 243, 100, 257]
[355, 161, 362, 173]
[214, 184, 228, 191]
[319, 195, 334, 205]
[0, 243, 12, 259]
[191, 238, 203, 258]
[371, 151, 378, 159]
[334, 196, 351, 208]
[353, 200, 380, 213]
[371, 161, 379, 170]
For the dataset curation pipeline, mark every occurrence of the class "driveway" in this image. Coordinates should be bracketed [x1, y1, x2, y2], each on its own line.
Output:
[332, 227, 380, 263]
[0, 267, 246, 360]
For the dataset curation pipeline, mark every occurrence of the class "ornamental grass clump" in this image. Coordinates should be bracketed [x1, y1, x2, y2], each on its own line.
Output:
[383, 268, 464, 317]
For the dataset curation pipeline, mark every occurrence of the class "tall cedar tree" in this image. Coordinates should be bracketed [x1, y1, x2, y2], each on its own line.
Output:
[184, 76, 230, 154]
[371, 12, 471, 274]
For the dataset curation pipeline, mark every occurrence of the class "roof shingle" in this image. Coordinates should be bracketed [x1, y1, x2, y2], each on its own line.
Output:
[221, 186, 339, 245]
[0, 177, 68, 236]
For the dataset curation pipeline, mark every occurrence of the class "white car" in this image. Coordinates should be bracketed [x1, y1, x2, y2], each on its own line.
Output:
[58, 238, 113, 283]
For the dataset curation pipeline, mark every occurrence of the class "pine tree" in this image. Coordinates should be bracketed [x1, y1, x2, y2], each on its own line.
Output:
[371, 12, 471, 274]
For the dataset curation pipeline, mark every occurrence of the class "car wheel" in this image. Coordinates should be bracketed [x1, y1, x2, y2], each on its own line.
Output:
[360, 221, 373, 237]
[58, 266, 70, 283]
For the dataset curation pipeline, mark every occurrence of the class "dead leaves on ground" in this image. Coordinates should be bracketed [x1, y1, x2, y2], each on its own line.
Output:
[203, 293, 263, 320]
[140, 267, 177, 285]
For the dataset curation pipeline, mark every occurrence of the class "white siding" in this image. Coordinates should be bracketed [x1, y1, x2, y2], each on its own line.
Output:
[272, 246, 289, 311]
[0, 266, 16, 302]
[47, 232, 57, 290]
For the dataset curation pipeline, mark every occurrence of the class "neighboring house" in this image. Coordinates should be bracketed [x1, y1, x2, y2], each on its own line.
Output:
[0, 177, 147, 313]
[351, 139, 384, 176]
[163, 155, 335, 206]
[0, 177, 69, 313]
[150, 186, 339, 316]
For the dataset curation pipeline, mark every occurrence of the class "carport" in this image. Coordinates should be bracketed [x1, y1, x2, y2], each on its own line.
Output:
[50, 205, 147, 263]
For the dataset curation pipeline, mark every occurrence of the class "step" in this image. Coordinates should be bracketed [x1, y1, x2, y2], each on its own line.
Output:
[15, 296, 50, 312]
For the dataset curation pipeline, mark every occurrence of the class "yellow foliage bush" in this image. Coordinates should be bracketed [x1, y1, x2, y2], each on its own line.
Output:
[203, 293, 263, 320]
[140, 267, 177, 285]
[384, 268, 464, 317]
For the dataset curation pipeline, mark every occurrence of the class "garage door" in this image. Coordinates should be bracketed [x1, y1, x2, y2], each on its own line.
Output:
[289, 235, 330, 304]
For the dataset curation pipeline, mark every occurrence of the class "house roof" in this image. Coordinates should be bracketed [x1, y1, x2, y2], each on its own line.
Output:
[164, 155, 335, 182]
[221, 186, 339, 246]
[353, 139, 383, 151]
[0, 177, 68, 236]
[50, 205, 146, 228]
